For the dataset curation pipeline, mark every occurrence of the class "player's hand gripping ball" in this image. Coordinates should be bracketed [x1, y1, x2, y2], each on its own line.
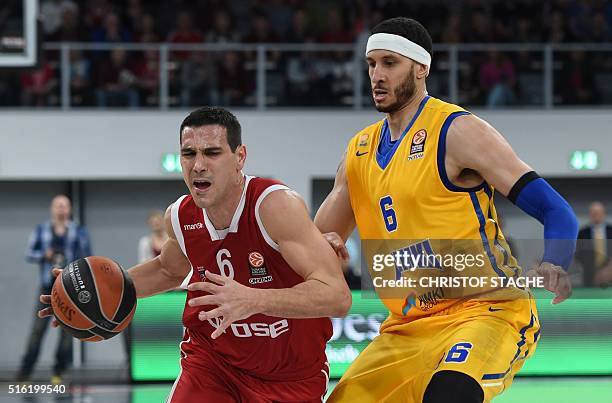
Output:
[51, 256, 136, 341]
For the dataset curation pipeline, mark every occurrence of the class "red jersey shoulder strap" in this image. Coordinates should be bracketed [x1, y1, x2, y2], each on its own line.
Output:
[248, 177, 292, 252]
[170, 194, 190, 257]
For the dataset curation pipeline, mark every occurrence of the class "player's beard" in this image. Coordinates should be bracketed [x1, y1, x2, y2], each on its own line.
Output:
[375, 65, 416, 114]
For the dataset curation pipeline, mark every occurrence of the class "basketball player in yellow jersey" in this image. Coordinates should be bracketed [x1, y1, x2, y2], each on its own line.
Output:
[315, 17, 578, 403]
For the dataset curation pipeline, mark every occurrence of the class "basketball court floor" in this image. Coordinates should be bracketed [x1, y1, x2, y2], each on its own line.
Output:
[1, 377, 611, 402]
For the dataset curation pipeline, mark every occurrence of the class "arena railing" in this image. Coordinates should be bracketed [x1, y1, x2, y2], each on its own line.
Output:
[40, 42, 612, 110]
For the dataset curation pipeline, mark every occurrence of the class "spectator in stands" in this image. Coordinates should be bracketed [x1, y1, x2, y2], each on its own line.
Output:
[47, 4, 87, 41]
[40, 0, 78, 38]
[180, 51, 216, 107]
[20, 57, 58, 107]
[91, 12, 132, 43]
[548, 11, 573, 42]
[138, 210, 168, 264]
[134, 13, 160, 42]
[217, 51, 252, 106]
[591, 12, 611, 42]
[286, 9, 315, 43]
[576, 201, 612, 287]
[167, 11, 203, 61]
[95, 48, 139, 108]
[491, 1, 516, 42]
[319, 8, 353, 43]
[565, 0, 595, 42]
[480, 50, 516, 108]
[441, 14, 463, 43]
[516, 16, 541, 43]
[285, 45, 319, 105]
[133, 49, 160, 106]
[83, 0, 113, 30]
[123, 0, 144, 36]
[205, 10, 241, 44]
[69, 49, 93, 106]
[464, 8, 491, 42]
[244, 10, 278, 43]
[266, 0, 294, 38]
[559, 50, 597, 105]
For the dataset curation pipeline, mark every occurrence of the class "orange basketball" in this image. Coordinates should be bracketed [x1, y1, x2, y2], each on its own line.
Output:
[51, 256, 136, 342]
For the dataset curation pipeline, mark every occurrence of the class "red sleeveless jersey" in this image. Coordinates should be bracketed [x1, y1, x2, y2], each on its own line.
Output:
[170, 176, 332, 381]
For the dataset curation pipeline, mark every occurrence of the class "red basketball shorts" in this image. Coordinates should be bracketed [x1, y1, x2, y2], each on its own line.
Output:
[166, 335, 330, 402]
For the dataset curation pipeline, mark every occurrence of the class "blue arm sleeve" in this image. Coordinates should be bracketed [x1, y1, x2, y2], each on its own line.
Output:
[512, 177, 579, 270]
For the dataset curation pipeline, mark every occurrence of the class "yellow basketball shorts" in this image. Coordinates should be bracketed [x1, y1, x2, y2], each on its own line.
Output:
[328, 297, 540, 403]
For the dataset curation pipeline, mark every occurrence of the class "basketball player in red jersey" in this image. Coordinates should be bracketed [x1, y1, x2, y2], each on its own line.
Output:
[38, 106, 351, 402]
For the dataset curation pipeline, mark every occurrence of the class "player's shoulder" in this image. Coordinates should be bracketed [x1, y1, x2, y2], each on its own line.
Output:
[349, 119, 385, 149]
[446, 111, 492, 143]
[248, 176, 287, 190]
[256, 181, 308, 238]
[245, 175, 291, 201]
[426, 96, 477, 140]
[171, 194, 195, 210]
[246, 175, 303, 207]
[425, 96, 468, 117]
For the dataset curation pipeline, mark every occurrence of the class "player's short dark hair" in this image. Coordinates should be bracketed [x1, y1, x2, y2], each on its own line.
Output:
[371, 17, 433, 59]
[179, 106, 242, 152]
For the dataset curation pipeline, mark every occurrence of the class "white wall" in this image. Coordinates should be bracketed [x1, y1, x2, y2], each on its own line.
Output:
[1, 109, 611, 203]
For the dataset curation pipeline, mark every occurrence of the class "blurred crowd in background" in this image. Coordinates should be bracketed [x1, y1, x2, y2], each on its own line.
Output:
[2, 0, 612, 108]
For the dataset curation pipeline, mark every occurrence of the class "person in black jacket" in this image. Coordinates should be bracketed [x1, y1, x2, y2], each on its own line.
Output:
[576, 201, 612, 286]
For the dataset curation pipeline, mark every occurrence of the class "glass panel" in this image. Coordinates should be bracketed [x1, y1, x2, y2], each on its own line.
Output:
[273, 49, 354, 107]
[459, 50, 544, 108]
[85, 47, 153, 108]
[169, 49, 256, 108]
[8, 49, 61, 107]
[554, 50, 612, 106]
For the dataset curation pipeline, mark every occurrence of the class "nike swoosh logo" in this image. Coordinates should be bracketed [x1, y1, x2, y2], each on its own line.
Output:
[489, 307, 503, 312]
[356, 151, 369, 157]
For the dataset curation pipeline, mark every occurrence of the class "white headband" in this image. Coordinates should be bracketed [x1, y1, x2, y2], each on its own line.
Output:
[365, 33, 431, 68]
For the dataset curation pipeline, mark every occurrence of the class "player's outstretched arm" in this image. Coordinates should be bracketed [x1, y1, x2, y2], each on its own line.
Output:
[38, 206, 192, 321]
[256, 189, 352, 317]
[314, 151, 356, 242]
[447, 114, 578, 303]
[128, 206, 191, 298]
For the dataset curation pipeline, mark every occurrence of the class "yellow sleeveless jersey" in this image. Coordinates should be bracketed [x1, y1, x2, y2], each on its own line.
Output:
[346, 95, 527, 323]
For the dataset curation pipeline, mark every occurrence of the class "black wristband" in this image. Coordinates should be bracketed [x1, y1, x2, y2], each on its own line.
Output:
[508, 171, 540, 204]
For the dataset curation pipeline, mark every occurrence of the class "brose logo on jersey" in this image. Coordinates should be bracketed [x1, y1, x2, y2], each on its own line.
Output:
[208, 317, 290, 338]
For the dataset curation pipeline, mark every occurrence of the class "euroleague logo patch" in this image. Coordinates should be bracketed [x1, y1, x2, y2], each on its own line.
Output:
[249, 252, 264, 268]
[409, 129, 427, 160]
[248, 251, 273, 284]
